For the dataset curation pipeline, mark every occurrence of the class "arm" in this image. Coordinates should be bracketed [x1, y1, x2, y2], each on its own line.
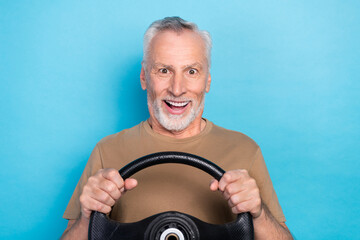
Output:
[60, 218, 88, 240]
[61, 168, 137, 240]
[210, 170, 293, 240]
[253, 204, 292, 239]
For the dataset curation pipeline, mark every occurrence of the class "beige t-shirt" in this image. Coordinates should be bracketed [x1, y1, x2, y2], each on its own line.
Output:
[63, 120, 285, 224]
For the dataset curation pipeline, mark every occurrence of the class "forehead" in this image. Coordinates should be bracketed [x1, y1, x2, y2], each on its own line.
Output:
[148, 30, 207, 66]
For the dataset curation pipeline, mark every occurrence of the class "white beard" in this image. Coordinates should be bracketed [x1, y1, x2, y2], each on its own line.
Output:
[148, 94, 205, 132]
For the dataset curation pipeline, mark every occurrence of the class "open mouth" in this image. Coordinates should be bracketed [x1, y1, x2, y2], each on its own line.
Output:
[163, 100, 190, 114]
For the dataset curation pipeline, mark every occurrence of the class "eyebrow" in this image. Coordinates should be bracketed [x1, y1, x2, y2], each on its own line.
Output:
[152, 63, 174, 69]
[152, 62, 203, 70]
[184, 63, 203, 70]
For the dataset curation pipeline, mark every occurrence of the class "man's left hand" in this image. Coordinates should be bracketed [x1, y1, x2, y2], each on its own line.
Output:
[210, 169, 263, 218]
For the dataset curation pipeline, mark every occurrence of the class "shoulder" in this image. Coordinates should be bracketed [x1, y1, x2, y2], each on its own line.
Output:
[203, 121, 262, 170]
[210, 122, 260, 150]
[97, 122, 143, 149]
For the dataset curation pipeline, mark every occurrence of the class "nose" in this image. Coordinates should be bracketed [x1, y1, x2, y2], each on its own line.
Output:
[169, 73, 186, 97]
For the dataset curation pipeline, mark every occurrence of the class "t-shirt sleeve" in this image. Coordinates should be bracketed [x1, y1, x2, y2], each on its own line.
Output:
[249, 147, 286, 223]
[63, 144, 104, 220]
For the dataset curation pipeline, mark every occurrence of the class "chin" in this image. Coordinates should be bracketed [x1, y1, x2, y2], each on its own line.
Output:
[159, 115, 194, 131]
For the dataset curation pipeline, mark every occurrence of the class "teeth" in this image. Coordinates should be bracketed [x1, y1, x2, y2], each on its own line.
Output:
[166, 100, 189, 107]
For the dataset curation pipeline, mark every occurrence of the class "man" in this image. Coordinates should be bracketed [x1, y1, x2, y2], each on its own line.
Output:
[61, 17, 293, 239]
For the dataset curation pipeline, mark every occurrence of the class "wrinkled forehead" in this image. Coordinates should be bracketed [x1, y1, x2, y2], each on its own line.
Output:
[147, 30, 207, 66]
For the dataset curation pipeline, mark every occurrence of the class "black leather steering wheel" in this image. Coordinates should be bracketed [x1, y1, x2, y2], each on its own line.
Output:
[88, 152, 254, 240]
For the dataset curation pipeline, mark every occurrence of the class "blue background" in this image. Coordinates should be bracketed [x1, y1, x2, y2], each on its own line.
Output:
[1, 1, 359, 239]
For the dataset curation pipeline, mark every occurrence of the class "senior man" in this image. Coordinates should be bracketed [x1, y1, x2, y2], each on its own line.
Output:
[61, 17, 293, 239]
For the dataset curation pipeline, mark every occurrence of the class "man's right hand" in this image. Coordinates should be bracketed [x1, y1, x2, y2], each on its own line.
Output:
[79, 168, 138, 219]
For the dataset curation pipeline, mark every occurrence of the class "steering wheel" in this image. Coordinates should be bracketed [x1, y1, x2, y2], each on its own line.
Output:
[88, 152, 254, 240]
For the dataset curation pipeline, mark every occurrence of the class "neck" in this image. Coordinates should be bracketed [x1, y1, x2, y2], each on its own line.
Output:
[148, 115, 206, 139]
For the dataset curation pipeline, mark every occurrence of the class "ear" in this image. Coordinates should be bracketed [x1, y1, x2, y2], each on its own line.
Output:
[140, 66, 147, 90]
[205, 73, 211, 93]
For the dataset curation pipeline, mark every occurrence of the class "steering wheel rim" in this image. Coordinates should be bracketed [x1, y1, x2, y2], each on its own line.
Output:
[119, 151, 225, 180]
[89, 151, 254, 240]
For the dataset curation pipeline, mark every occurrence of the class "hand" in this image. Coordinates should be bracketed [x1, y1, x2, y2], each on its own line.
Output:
[210, 169, 262, 218]
[79, 168, 138, 219]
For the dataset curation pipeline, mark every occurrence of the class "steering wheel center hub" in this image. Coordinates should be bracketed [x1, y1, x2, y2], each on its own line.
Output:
[161, 228, 183, 240]
[145, 212, 199, 240]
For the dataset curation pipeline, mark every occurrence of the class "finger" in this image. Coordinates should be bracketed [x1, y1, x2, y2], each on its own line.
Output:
[124, 178, 138, 191]
[231, 197, 262, 217]
[102, 169, 124, 189]
[231, 201, 250, 214]
[84, 196, 112, 214]
[86, 186, 116, 207]
[228, 191, 250, 208]
[228, 184, 261, 208]
[223, 181, 245, 200]
[219, 170, 244, 191]
[209, 179, 219, 191]
[98, 179, 121, 200]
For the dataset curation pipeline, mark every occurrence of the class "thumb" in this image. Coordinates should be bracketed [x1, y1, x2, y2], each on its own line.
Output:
[209, 179, 219, 191]
[124, 178, 138, 191]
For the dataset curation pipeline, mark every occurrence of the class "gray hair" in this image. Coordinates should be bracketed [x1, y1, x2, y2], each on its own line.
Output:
[142, 16, 212, 69]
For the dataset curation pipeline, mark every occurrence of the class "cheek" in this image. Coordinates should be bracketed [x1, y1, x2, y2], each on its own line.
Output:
[196, 92, 205, 103]
[145, 83, 157, 102]
[188, 84, 206, 100]
[151, 80, 171, 97]
[147, 84, 166, 102]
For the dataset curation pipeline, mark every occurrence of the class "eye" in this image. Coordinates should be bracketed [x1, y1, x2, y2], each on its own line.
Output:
[160, 68, 169, 74]
[188, 69, 197, 75]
